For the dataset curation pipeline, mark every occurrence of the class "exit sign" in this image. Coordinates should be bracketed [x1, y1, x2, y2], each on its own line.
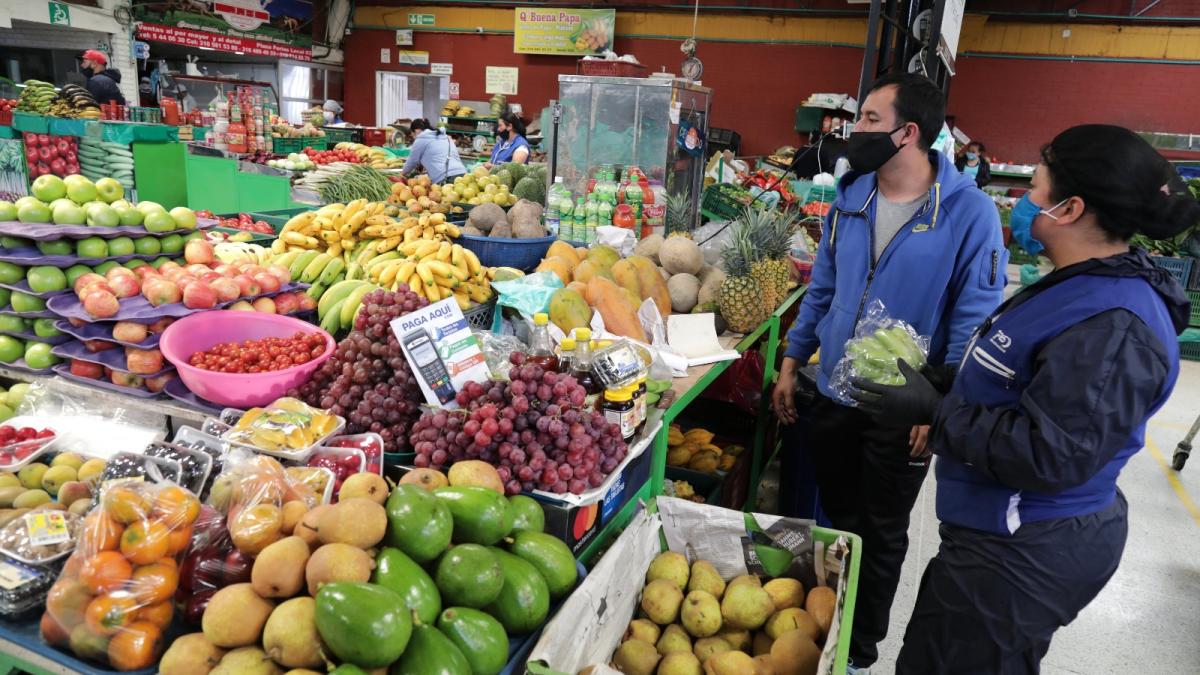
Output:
[408, 13, 435, 26]
[48, 1, 70, 26]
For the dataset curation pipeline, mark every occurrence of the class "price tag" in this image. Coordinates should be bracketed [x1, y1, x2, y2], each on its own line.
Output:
[0, 560, 36, 590]
[24, 512, 70, 546]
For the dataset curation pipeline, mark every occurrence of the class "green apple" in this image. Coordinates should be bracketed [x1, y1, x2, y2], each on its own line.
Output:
[26, 266, 67, 293]
[135, 201, 166, 216]
[10, 292, 45, 313]
[0, 202, 15, 221]
[114, 205, 143, 226]
[65, 178, 98, 205]
[64, 264, 92, 287]
[23, 341, 58, 369]
[86, 203, 120, 228]
[0, 237, 31, 249]
[0, 263, 23, 285]
[13, 197, 40, 210]
[76, 237, 109, 258]
[0, 336, 21, 363]
[110, 199, 132, 210]
[159, 234, 184, 254]
[152, 257, 173, 268]
[62, 175, 89, 188]
[32, 318, 60, 338]
[36, 240, 72, 256]
[183, 230, 205, 243]
[133, 237, 161, 256]
[93, 261, 119, 275]
[16, 202, 50, 224]
[107, 237, 135, 256]
[122, 259, 143, 270]
[48, 198, 74, 212]
[52, 202, 87, 226]
[169, 207, 197, 230]
[0, 288, 9, 308]
[143, 211, 176, 233]
[94, 177, 124, 204]
[0, 315, 23, 333]
[30, 175, 67, 203]
[5, 383, 28, 408]
[0, 404, 13, 423]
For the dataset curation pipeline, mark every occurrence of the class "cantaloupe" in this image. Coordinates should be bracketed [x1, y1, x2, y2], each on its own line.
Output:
[634, 233, 665, 263]
[667, 273, 700, 313]
[659, 237, 704, 275]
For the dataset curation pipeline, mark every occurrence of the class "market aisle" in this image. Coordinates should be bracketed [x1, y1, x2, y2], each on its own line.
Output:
[875, 360, 1200, 675]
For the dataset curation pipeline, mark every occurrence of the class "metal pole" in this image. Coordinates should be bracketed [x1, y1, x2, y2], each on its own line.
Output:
[857, 0, 884, 113]
[924, 0, 948, 85]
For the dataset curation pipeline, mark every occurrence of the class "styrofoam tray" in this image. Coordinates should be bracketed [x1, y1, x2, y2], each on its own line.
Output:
[52, 363, 164, 401]
[0, 220, 198, 241]
[47, 282, 308, 323]
[51, 340, 173, 376]
[0, 280, 71, 299]
[162, 377, 224, 414]
[205, 407, 345, 462]
[0, 306, 57, 319]
[53, 320, 161, 348]
[0, 358, 56, 375]
[0, 329, 71, 345]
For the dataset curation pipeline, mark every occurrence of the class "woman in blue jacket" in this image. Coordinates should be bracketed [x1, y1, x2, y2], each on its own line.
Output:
[852, 124, 1197, 674]
[489, 113, 531, 166]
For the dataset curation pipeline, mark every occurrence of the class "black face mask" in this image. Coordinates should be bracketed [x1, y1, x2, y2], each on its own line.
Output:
[81, 66, 95, 77]
[847, 124, 907, 172]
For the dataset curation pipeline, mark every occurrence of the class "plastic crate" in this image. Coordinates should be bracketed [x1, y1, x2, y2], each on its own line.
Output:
[701, 183, 753, 221]
[248, 207, 311, 229]
[1190, 290, 1200, 328]
[363, 128, 388, 146]
[577, 60, 647, 77]
[459, 233, 555, 272]
[1150, 255, 1194, 288]
[463, 298, 497, 330]
[272, 136, 327, 154]
[1007, 243, 1042, 266]
[1181, 329, 1200, 361]
[321, 127, 357, 145]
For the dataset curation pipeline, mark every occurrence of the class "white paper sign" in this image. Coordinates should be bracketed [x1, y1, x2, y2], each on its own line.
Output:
[391, 298, 491, 408]
[395, 29, 414, 46]
[380, 48, 391, 64]
[485, 66, 519, 96]
[431, 62, 453, 76]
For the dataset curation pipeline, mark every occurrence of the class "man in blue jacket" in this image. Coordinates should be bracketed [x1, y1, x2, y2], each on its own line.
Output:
[772, 73, 1007, 672]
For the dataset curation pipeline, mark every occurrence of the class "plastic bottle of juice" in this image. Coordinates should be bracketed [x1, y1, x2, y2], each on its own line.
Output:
[585, 198, 599, 231]
[558, 197, 575, 241]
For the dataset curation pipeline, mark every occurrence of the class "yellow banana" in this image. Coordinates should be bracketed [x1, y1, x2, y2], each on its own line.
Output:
[436, 242, 452, 262]
[362, 224, 385, 238]
[413, 241, 440, 258]
[463, 248, 482, 276]
[453, 292, 471, 310]
[403, 227, 421, 243]
[416, 261, 437, 288]
[406, 272, 423, 295]
[377, 236, 401, 252]
[346, 210, 369, 232]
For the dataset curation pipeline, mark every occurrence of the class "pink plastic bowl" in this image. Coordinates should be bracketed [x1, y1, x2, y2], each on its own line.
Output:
[159, 311, 335, 408]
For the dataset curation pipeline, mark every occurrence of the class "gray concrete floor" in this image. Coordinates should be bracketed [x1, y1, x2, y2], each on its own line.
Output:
[873, 360, 1200, 674]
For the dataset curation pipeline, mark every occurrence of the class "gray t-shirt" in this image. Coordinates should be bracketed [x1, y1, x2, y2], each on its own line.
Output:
[874, 192, 928, 262]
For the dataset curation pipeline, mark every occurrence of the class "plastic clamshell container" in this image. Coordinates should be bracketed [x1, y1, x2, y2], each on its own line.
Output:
[0, 509, 81, 566]
[143, 441, 214, 497]
[0, 420, 61, 472]
[158, 311, 334, 408]
[0, 555, 58, 617]
[322, 432, 385, 471]
[306, 445, 367, 477]
[95, 451, 183, 488]
[208, 407, 345, 463]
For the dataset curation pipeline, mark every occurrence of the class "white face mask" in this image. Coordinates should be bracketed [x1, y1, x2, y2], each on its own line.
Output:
[323, 111, 334, 123]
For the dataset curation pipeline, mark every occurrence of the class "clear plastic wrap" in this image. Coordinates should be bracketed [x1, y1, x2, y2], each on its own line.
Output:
[475, 330, 528, 379]
[0, 554, 59, 617]
[12, 379, 166, 460]
[219, 397, 343, 460]
[829, 300, 930, 406]
[0, 507, 83, 565]
[41, 480, 201, 670]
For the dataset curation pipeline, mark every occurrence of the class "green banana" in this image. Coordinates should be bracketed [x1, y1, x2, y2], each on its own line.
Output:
[320, 299, 347, 332]
[300, 253, 333, 283]
[364, 252, 400, 273]
[316, 257, 346, 286]
[289, 251, 320, 279]
[318, 279, 369, 319]
[345, 262, 363, 281]
[272, 251, 302, 271]
[340, 283, 379, 331]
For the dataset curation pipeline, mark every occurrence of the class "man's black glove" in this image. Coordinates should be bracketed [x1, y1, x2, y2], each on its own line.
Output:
[923, 363, 957, 394]
[849, 360, 943, 426]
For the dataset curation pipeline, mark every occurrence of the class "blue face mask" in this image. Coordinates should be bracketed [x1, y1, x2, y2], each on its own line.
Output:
[966, 151, 979, 160]
[1009, 193, 1067, 255]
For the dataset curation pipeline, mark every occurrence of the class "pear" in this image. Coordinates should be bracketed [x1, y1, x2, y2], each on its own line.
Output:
[752, 631, 773, 656]
[211, 646, 283, 675]
[656, 624, 693, 655]
[624, 618, 660, 644]
[262, 597, 323, 668]
[720, 576, 773, 630]
[763, 578, 804, 611]
[646, 551, 690, 590]
[715, 627, 750, 652]
[692, 637, 730, 663]
[611, 638, 660, 675]
[753, 654, 778, 675]
[641, 578, 684, 625]
[680, 590, 722, 638]
[687, 560, 726, 599]
[658, 651, 703, 675]
[770, 629, 821, 675]
[159, 632, 226, 675]
[703, 650, 756, 675]
[764, 607, 820, 642]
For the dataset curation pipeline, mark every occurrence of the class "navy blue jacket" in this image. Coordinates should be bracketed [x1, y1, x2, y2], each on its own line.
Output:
[86, 68, 125, 105]
[785, 151, 1007, 398]
[932, 250, 1188, 534]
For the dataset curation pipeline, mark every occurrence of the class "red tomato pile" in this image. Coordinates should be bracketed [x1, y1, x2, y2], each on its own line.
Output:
[196, 211, 274, 234]
[23, 133, 79, 178]
[0, 99, 15, 125]
[188, 331, 327, 373]
[302, 146, 361, 165]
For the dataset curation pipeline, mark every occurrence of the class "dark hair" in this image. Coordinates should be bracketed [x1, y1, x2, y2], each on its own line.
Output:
[968, 141, 986, 154]
[866, 73, 945, 151]
[498, 112, 526, 139]
[409, 118, 431, 134]
[1042, 124, 1200, 241]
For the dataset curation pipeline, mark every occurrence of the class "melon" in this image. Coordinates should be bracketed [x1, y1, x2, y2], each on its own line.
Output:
[659, 237, 704, 275]
[667, 274, 701, 313]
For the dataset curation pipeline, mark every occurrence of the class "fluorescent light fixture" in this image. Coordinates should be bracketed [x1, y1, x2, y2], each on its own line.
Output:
[235, 52, 244, 55]
[198, 46, 215, 51]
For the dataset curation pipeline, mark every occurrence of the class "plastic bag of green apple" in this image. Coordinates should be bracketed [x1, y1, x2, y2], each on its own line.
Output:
[829, 300, 929, 406]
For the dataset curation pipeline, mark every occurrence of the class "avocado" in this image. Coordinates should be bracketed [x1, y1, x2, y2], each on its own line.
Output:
[507, 530, 579, 599]
[484, 547, 550, 635]
[389, 623, 472, 675]
[437, 607, 509, 675]
[435, 544, 504, 609]
[330, 666, 370, 675]
[433, 486, 513, 546]
[507, 495, 545, 533]
[315, 582, 411, 668]
[373, 547, 442, 625]
[385, 484, 453, 563]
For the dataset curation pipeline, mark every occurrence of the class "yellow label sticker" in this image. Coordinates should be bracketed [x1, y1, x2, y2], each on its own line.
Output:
[24, 511, 69, 546]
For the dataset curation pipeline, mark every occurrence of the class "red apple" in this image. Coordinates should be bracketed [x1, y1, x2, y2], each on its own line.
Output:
[185, 263, 212, 277]
[145, 371, 176, 393]
[84, 339, 118, 353]
[107, 274, 141, 299]
[143, 279, 182, 307]
[200, 271, 221, 283]
[110, 370, 145, 388]
[184, 239, 214, 265]
[82, 289, 119, 318]
[163, 268, 188, 284]
[227, 300, 254, 311]
[105, 267, 135, 281]
[112, 321, 148, 343]
[70, 359, 103, 379]
[233, 274, 260, 297]
[251, 297, 276, 313]
[242, 264, 266, 278]
[131, 265, 158, 281]
[125, 348, 163, 375]
[73, 273, 107, 296]
[183, 282, 217, 310]
[213, 264, 235, 277]
[78, 281, 112, 298]
[175, 276, 198, 293]
[68, 318, 86, 328]
[157, 261, 181, 274]
[297, 294, 317, 312]
[252, 272, 281, 293]
[148, 317, 173, 334]
[272, 292, 300, 315]
[209, 277, 240, 302]
[266, 265, 292, 285]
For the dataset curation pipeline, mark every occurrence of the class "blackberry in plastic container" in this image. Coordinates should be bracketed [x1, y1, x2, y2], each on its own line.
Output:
[97, 452, 183, 485]
[173, 439, 224, 500]
[145, 444, 205, 494]
[0, 555, 60, 618]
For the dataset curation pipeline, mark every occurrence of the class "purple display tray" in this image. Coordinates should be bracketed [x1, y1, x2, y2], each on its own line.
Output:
[0, 220, 196, 241]
[0, 330, 71, 345]
[163, 376, 225, 414]
[0, 249, 165, 266]
[54, 320, 161, 348]
[2, 358, 55, 375]
[47, 282, 309, 323]
[0, 307, 56, 319]
[51, 339, 173, 376]
[0, 279, 71, 299]
[52, 363, 163, 398]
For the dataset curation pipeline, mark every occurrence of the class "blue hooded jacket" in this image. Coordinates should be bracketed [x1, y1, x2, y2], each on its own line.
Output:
[785, 151, 1007, 398]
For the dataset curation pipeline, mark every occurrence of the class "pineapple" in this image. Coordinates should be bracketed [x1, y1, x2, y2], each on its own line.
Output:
[718, 224, 770, 333]
[665, 188, 694, 237]
[744, 207, 800, 310]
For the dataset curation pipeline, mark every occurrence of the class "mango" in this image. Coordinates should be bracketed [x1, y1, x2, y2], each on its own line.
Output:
[372, 547, 441, 624]
[314, 582, 411, 668]
[385, 485, 453, 562]
[548, 288, 592, 334]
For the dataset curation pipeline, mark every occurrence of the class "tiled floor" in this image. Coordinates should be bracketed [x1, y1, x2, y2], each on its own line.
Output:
[872, 360, 1200, 674]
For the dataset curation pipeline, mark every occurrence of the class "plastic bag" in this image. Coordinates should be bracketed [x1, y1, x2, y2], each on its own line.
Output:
[828, 300, 929, 406]
[475, 330, 528, 379]
[492, 271, 564, 317]
[221, 397, 342, 458]
[42, 480, 202, 670]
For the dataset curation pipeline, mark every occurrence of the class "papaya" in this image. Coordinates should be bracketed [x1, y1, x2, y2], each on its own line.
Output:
[372, 547, 442, 624]
[611, 259, 642, 298]
[508, 495, 545, 533]
[585, 277, 646, 342]
[535, 256, 573, 285]
[507, 530, 578, 599]
[546, 240, 581, 266]
[566, 280, 589, 296]
[586, 244, 621, 270]
[385, 485, 453, 563]
[548, 288, 592, 334]
[437, 607, 509, 675]
[484, 548, 551, 635]
[435, 543, 504, 608]
[433, 486, 513, 545]
[572, 259, 611, 284]
[627, 255, 671, 317]
[389, 623, 472, 675]
[314, 582, 410, 668]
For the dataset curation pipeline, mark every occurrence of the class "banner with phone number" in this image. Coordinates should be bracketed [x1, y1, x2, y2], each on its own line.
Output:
[513, 8, 615, 55]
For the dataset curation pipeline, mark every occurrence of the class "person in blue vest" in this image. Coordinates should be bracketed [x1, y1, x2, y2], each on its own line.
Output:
[850, 124, 1196, 674]
[488, 113, 531, 166]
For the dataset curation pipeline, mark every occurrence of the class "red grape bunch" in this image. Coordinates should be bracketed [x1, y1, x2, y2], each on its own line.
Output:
[289, 288, 429, 454]
[410, 352, 628, 496]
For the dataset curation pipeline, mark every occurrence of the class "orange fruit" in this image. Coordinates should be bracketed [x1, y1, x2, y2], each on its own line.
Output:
[119, 520, 169, 565]
[107, 620, 162, 671]
[135, 601, 173, 630]
[129, 562, 178, 605]
[40, 611, 70, 647]
[60, 552, 85, 578]
[79, 551, 132, 594]
[166, 524, 192, 556]
[103, 486, 149, 525]
[46, 578, 94, 630]
[152, 486, 200, 528]
[84, 593, 138, 636]
[81, 512, 124, 553]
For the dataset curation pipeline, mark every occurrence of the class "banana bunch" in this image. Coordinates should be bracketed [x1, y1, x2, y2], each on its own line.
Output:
[16, 80, 57, 114]
[665, 426, 737, 473]
[333, 142, 405, 169]
[272, 200, 463, 261]
[48, 84, 101, 119]
[214, 242, 271, 265]
[314, 279, 382, 334]
[271, 249, 349, 302]
[358, 239, 494, 310]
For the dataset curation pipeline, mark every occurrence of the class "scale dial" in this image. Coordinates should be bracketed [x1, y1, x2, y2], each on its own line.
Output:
[681, 56, 703, 81]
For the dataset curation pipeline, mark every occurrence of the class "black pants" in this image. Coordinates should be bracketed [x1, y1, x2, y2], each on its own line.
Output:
[808, 394, 930, 667]
[896, 493, 1128, 674]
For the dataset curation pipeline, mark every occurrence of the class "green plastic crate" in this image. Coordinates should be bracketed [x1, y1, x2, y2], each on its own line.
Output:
[248, 207, 311, 229]
[1181, 328, 1200, 362]
[701, 183, 753, 221]
[272, 136, 327, 154]
[322, 128, 358, 145]
[1189, 290, 1200, 328]
[1007, 243, 1042, 266]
